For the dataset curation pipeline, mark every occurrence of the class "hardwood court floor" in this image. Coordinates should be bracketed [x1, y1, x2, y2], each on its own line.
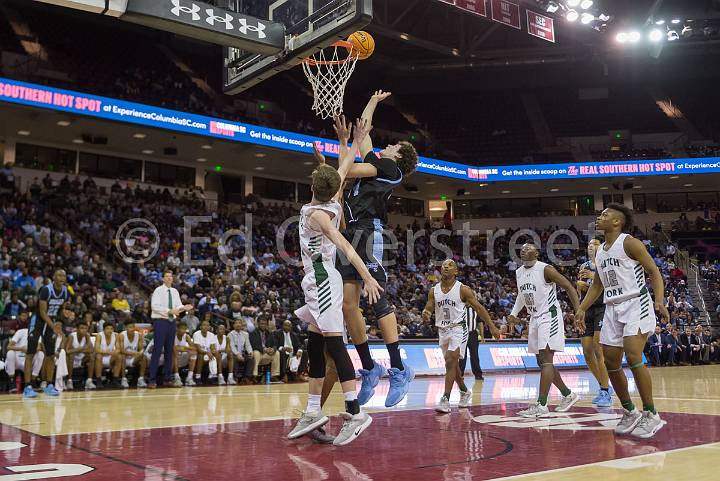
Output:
[0, 365, 718, 481]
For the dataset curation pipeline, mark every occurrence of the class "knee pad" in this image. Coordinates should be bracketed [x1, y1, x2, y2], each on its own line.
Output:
[307, 331, 326, 379]
[324, 336, 355, 383]
[373, 287, 395, 319]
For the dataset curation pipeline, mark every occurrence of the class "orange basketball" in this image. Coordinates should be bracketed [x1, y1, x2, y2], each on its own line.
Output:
[347, 31, 375, 60]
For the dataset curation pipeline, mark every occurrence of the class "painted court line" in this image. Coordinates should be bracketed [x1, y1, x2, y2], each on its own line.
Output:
[487, 442, 720, 481]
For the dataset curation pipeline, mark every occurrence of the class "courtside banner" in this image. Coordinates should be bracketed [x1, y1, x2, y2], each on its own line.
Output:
[2, 77, 720, 182]
[348, 341, 640, 376]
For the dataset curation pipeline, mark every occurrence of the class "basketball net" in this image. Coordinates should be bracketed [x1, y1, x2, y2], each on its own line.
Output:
[302, 41, 359, 120]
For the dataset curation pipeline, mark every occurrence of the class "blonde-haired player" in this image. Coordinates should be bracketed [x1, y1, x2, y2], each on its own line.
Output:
[287, 117, 382, 446]
[423, 259, 500, 413]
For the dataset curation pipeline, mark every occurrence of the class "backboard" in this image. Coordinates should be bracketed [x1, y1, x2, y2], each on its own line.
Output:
[223, 0, 372, 95]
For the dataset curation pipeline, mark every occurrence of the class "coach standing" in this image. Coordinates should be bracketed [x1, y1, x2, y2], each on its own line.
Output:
[150, 271, 191, 388]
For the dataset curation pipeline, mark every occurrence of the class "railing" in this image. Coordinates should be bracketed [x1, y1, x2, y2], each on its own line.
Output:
[688, 262, 711, 327]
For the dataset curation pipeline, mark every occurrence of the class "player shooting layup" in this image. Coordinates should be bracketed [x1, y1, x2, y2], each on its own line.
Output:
[336, 90, 419, 408]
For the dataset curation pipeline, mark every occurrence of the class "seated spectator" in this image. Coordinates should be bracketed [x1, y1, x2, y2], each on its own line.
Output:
[228, 319, 254, 384]
[192, 318, 220, 384]
[249, 316, 280, 382]
[271, 320, 301, 382]
[647, 326, 663, 366]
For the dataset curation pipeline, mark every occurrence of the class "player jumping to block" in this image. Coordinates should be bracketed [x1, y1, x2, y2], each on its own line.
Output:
[288, 117, 382, 446]
[337, 90, 419, 408]
[509, 243, 583, 418]
[422, 259, 501, 413]
[576, 204, 669, 438]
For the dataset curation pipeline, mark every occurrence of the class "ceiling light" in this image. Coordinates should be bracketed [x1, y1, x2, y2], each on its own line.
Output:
[669, 175, 679, 179]
[667, 30, 679, 41]
[196, 158, 207, 162]
[671, 18, 681, 24]
[581, 13, 594, 24]
[683, 183, 693, 187]
[255, 153, 266, 158]
[399, 33, 409, 40]
[616, 32, 628, 43]
[633, 185, 642, 189]
[550, 188, 559, 192]
[17, 130, 30, 136]
[566, 0, 580, 7]
[546, 1, 559, 13]
[628, 31, 641, 42]
[502, 190, 511, 194]
[649, 29, 664, 42]
[463, 191, 471, 195]
[201, 144, 213, 150]
[598, 13, 610, 22]
[303, 161, 314, 165]
[133, 133, 146, 139]
[566, 9, 579, 22]
[600, 186, 609, 190]
[479, 183, 488, 187]
[426, 181, 436, 185]
[681, 25, 693, 37]
[254, 166, 265, 171]
[72, 138, 84, 144]
[56, 120, 71, 127]
[451, 48, 460, 56]
[655, 19, 665, 25]
[580, 0, 593, 10]
[142, 149, 154, 154]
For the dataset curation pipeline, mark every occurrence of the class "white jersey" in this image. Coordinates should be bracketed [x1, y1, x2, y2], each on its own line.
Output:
[10, 329, 29, 350]
[596, 233, 645, 304]
[70, 332, 89, 352]
[433, 281, 467, 327]
[299, 201, 342, 275]
[515, 261, 560, 318]
[175, 333, 191, 348]
[216, 334, 228, 352]
[122, 331, 140, 353]
[192, 331, 217, 353]
[100, 332, 117, 352]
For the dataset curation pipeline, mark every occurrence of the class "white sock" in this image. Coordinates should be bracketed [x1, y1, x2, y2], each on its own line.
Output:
[122, 377, 128, 382]
[175, 373, 181, 380]
[138, 376, 144, 381]
[195, 373, 201, 378]
[343, 391, 357, 402]
[306, 394, 321, 413]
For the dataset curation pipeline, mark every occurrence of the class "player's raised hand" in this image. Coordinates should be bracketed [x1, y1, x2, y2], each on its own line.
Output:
[371, 90, 391, 103]
[312, 141, 326, 165]
[333, 115, 351, 144]
[353, 118, 372, 145]
[362, 277, 383, 305]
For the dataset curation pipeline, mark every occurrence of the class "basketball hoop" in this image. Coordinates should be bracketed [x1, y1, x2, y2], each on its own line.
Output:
[302, 41, 359, 120]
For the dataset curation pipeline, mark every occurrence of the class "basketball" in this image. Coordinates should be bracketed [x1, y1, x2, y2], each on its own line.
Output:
[347, 31, 375, 60]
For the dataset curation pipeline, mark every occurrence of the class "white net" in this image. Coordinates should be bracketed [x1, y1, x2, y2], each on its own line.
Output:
[302, 44, 359, 119]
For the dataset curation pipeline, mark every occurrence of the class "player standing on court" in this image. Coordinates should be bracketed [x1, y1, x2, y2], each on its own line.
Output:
[576, 204, 668, 438]
[509, 243, 582, 417]
[23, 269, 70, 398]
[337, 90, 419, 408]
[422, 259, 500, 413]
[577, 238, 613, 407]
[288, 117, 382, 446]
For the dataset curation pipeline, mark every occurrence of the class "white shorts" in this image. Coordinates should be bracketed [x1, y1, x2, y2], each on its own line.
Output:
[176, 352, 191, 368]
[438, 324, 469, 359]
[600, 290, 656, 348]
[528, 307, 565, 354]
[125, 354, 140, 368]
[220, 352, 228, 367]
[299, 267, 344, 333]
[101, 355, 113, 368]
[72, 354, 88, 369]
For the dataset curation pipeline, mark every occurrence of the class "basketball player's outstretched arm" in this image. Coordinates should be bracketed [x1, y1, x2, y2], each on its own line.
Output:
[308, 209, 383, 304]
[461, 286, 501, 339]
[625, 236, 671, 324]
[358, 90, 391, 158]
[421, 289, 435, 322]
[545, 266, 583, 333]
[333, 118, 372, 202]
